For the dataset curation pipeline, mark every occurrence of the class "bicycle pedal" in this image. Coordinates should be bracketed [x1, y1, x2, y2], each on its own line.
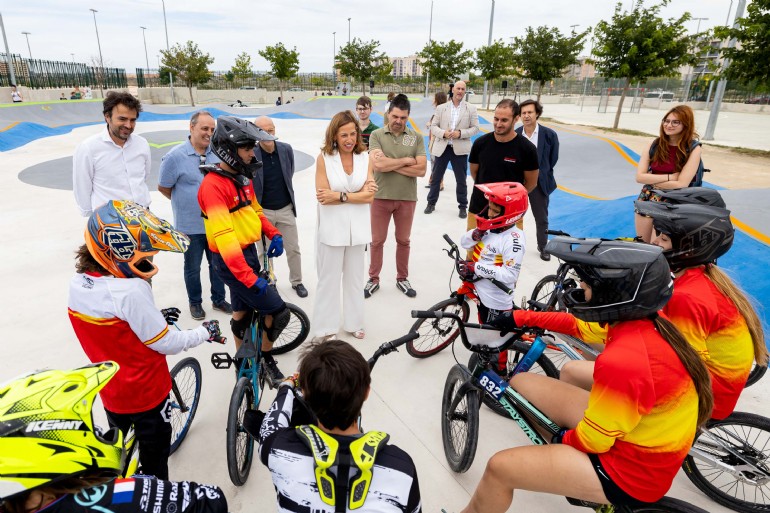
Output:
[211, 352, 233, 369]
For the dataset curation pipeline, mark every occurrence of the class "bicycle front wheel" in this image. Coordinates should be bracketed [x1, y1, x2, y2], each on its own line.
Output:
[623, 496, 709, 513]
[269, 303, 310, 355]
[169, 357, 202, 455]
[682, 411, 770, 512]
[441, 364, 479, 473]
[530, 274, 561, 311]
[226, 377, 255, 486]
[408, 297, 470, 358]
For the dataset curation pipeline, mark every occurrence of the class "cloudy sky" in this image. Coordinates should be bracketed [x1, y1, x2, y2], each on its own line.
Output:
[2, 0, 742, 73]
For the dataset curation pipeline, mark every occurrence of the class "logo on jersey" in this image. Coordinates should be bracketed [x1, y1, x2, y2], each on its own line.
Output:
[503, 157, 518, 163]
[103, 227, 136, 260]
[26, 420, 84, 432]
[402, 134, 417, 146]
[74, 484, 108, 506]
[82, 276, 95, 289]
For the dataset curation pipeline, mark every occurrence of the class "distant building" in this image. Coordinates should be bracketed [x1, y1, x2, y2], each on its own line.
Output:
[562, 56, 596, 80]
[390, 55, 423, 78]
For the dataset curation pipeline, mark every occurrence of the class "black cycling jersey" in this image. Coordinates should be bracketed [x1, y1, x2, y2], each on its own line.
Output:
[39, 476, 227, 513]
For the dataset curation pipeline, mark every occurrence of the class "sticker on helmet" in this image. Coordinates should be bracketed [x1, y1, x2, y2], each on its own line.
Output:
[103, 227, 136, 261]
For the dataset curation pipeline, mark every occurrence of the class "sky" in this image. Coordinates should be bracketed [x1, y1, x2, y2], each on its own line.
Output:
[1, 0, 744, 73]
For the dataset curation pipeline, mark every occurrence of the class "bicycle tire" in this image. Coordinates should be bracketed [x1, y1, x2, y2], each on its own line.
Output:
[168, 357, 202, 455]
[407, 297, 470, 358]
[441, 364, 480, 473]
[226, 377, 255, 486]
[745, 362, 768, 388]
[530, 274, 561, 311]
[270, 303, 310, 355]
[623, 496, 710, 513]
[682, 411, 770, 512]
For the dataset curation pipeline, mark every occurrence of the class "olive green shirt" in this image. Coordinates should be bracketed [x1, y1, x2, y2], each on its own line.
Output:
[368, 125, 426, 202]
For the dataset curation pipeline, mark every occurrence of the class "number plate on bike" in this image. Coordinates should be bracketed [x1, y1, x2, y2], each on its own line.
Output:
[478, 371, 508, 399]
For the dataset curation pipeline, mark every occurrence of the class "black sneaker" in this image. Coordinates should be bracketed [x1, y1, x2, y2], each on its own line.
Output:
[459, 208, 467, 219]
[424, 204, 435, 214]
[292, 283, 309, 298]
[190, 303, 206, 320]
[396, 279, 417, 298]
[262, 357, 285, 388]
[364, 279, 379, 298]
[213, 300, 232, 314]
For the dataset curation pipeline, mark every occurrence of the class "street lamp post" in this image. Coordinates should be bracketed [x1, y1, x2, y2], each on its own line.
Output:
[161, 0, 176, 104]
[347, 18, 351, 45]
[140, 26, 150, 71]
[0, 13, 18, 86]
[89, 9, 105, 94]
[71, 53, 75, 63]
[481, 0, 495, 110]
[424, 0, 433, 97]
[21, 31, 32, 60]
[332, 31, 337, 90]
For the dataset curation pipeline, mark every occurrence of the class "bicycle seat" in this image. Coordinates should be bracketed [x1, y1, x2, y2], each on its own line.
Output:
[234, 340, 258, 359]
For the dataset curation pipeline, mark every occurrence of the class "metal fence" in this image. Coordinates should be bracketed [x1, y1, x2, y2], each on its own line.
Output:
[1, 53, 127, 89]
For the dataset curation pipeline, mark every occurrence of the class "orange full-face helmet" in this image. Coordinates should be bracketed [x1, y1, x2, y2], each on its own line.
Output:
[85, 200, 189, 279]
[474, 182, 529, 232]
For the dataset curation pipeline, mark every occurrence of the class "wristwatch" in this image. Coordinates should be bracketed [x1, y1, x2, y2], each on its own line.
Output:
[340, 192, 348, 203]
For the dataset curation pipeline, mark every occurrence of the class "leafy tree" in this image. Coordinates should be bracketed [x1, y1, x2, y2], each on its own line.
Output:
[160, 41, 214, 107]
[474, 39, 515, 109]
[258, 43, 300, 104]
[231, 52, 253, 87]
[418, 39, 473, 85]
[335, 38, 392, 95]
[511, 26, 588, 103]
[592, 0, 696, 128]
[713, 0, 770, 86]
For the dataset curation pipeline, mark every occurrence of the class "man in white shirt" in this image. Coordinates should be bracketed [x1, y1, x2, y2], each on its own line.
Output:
[73, 92, 151, 217]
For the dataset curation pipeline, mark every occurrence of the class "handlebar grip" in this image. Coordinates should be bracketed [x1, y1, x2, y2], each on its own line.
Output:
[490, 278, 513, 295]
[442, 233, 455, 246]
[411, 310, 443, 319]
[387, 331, 419, 349]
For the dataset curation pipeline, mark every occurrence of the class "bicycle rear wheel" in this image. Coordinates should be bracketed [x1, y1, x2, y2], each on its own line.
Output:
[407, 297, 470, 358]
[441, 364, 479, 473]
[169, 357, 202, 455]
[745, 362, 767, 388]
[682, 411, 770, 512]
[270, 303, 310, 355]
[226, 377, 255, 486]
[624, 496, 709, 512]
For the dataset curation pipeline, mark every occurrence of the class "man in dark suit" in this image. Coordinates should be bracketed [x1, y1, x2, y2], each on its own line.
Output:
[516, 100, 560, 261]
[253, 116, 307, 298]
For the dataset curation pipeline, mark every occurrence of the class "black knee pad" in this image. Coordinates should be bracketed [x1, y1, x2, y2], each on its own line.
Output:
[230, 316, 251, 341]
[265, 306, 291, 341]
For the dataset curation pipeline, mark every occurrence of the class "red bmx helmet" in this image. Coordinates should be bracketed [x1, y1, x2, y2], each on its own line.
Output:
[474, 182, 529, 231]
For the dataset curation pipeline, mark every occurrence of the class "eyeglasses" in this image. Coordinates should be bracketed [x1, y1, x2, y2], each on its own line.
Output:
[662, 119, 682, 127]
[356, 106, 370, 111]
[199, 154, 206, 166]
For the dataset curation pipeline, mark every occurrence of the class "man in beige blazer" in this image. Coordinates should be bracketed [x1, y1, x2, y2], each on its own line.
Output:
[426, 80, 480, 218]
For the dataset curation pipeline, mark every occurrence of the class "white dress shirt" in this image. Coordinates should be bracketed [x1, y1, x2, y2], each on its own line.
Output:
[522, 123, 539, 148]
[73, 127, 152, 217]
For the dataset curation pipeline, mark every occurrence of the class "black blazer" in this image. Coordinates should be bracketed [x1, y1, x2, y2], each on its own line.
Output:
[515, 124, 559, 195]
[253, 141, 297, 216]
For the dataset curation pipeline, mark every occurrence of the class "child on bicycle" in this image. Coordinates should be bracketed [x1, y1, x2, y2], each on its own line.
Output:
[254, 339, 422, 512]
[466, 239, 713, 512]
[68, 200, 223, 480]
[0, 362, 228, 513]
[458, 181, 528, 323]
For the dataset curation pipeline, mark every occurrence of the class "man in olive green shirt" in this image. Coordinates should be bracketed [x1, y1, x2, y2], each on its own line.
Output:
[366, 94, 427, 298]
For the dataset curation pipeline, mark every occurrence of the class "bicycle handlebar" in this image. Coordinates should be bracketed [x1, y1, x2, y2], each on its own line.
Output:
[367, 332, 420, 370]
[442, 234, 512, 296]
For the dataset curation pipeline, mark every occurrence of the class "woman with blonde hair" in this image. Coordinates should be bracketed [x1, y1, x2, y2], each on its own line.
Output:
[312, 111, 377, 340]
[634, 105, 703, 241]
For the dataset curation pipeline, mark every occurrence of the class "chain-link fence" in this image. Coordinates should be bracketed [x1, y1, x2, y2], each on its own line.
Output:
[1, 53, 127, 89]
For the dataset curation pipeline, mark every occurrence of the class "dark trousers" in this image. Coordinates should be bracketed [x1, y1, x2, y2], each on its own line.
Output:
[529, 186, 550, 251]
[184, 234, 226, 306]
[427, 146, 468, 209]
[106, 395, 172, 480]
[212, 245, 285, 315]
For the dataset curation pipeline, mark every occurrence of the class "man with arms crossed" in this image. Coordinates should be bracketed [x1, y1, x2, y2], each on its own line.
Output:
[366, 94, 427, 298]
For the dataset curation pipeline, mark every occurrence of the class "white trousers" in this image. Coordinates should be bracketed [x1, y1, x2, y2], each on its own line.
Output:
[312, 243, 366, 338]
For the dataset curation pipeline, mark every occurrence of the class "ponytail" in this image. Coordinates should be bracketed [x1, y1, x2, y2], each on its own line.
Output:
[654, 316, 714, 427]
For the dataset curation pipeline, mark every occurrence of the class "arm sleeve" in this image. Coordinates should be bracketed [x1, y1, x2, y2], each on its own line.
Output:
[368, 130, 382, 152]
[513, 310, 608, 343]
[459, 230, 477, 250]
[414, 132, 426, 157]
[474, 231, 525, 287]
[157, 152, 178, 188]
[258, 384, 295, 464]
[72, 143, 94, 217]
[252, 196, 281, 239]
[550, 130, 560, 168]
[663, 291, 710, 361]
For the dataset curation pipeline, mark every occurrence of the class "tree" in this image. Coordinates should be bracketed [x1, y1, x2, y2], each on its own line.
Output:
[474, 39, 515, 109]
[258, 43, 300, 104]
[593, 0, 696, 128]
[511, 26, 588, 103]
[713, 0, 770, 86]
[160, 41, 214, 107]
[418, 39, 473, 86]
[335, 38, 392, 95]
[231, 52, 253, 87]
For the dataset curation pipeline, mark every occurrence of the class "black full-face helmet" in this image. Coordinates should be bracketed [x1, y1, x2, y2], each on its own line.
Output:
[211, 116, 276, 179]
[633, 201, 734, 272]
[650, 187, 727, 208]
[545, 237, 673, 324]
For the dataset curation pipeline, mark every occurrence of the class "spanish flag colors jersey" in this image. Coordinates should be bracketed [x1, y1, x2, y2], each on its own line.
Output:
[68, 273, 208, 414]
[664, 267, 753, 419]
[514, 311, 699, 502]
[197, 170, 279, 288]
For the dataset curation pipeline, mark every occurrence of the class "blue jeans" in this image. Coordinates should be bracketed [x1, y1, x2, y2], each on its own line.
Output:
[184, 234, 226, 306]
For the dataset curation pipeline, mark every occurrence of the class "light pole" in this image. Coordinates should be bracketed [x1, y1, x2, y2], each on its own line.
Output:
[347, 18, 351, 45]
[90, 9, 105, 94]
[140, 26, 150, 71]
[424, 0, 433, 97]
[332, 31, 337, 90]
[161, 0, 175, 103]
[71, 53, 75, 63]
[481, 0, 495, 110]
[682, 17, 709, 103]
[0, 13, 18, 86]
[21, 31, 32, 60]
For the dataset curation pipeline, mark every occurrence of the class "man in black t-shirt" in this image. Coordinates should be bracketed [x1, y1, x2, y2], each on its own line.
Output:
[468, 99, 539, 231]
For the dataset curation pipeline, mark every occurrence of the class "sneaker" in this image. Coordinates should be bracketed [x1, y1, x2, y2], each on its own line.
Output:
[396, 279, 417, 298]
[292, 283, 309, 298]
[459, 208, 467, 219]
[540, 250, 551, 262]
[212, 300, 232, 314]
[364, 279, 379, 299]
[424, 204, 435, 214]
[262, 357, 285, 388]
[190, 303, 206, 320]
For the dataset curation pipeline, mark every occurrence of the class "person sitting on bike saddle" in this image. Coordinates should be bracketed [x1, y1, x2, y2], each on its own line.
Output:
[463, 239, 713, 512]
[0, 361, 228, 513]
[253, 339, 422, 512]
[68, 200, 223, 480]
[458, 181, 528, 323]
[198, 116, 291, 385]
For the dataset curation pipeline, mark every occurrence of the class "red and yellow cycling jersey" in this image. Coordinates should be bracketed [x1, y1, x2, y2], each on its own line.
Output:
[664, 267, 753, 419]
[197, 170, 279, 288]
[514, 312, 699, 503]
